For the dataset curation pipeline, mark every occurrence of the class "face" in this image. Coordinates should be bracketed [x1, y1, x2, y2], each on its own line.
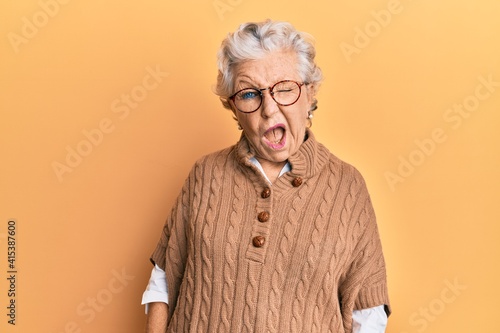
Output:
[230, 50, 314, 165]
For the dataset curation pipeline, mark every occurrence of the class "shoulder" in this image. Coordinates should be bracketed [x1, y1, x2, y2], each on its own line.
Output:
[192, 144, 237, 169]
[300, 130, 367, 189]
[184, 144, 239, 182]
[322, 146, 368, 191]
[311, 142, 374, 215]
[322, 148, 378, 239]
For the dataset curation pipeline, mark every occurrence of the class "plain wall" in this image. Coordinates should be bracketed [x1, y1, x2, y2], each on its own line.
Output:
[1, 0, 499, 332]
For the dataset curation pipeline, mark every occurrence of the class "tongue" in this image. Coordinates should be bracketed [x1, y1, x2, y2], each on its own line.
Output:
[265, 127, 284, 143]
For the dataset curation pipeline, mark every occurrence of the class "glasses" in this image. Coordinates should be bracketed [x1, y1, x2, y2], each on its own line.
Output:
[229, 80, 306, 113]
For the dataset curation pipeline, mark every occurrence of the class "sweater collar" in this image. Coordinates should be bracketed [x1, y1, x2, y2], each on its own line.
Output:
[235, 128, 330, 180]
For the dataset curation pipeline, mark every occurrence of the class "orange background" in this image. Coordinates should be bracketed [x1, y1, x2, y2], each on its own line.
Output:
[1, 0, 499, 332]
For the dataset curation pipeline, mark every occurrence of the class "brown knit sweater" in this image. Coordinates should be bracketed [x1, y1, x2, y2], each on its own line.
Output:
[151, 130, 390, 333]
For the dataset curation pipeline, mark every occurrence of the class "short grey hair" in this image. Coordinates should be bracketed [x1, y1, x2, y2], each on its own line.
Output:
[215, 20, 323, 111]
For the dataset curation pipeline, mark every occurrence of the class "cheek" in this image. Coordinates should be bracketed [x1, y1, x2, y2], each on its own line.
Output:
[287, 111, 307, 134]
[296, 100, 311, 121]
[238, 115, 259, 134]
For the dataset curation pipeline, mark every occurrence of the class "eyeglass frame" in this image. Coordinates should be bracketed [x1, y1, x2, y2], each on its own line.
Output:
[228, 80, 308, 113]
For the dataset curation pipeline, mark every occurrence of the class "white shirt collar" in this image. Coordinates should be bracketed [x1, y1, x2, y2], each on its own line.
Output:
[249, 157, 291, 184]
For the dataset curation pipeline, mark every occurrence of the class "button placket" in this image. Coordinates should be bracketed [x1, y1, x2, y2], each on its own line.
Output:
[246, 185, 273, 262]
[257, 211, 269, 223]
[292, 177, 303, 187]
[261, 187, 271, 198]
[252, 235, 265, 247]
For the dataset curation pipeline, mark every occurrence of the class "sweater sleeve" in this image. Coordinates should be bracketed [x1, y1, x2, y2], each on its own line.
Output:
[149, 165, 196, 316]
[338, 173, 391, 331]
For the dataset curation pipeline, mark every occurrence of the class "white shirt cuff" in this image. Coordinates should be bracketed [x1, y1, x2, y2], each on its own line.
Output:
[141, 264, 169, 314]
[352, 305, 388, 333]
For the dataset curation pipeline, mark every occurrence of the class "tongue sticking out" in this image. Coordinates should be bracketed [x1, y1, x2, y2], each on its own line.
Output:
[265, 127, 285, 144]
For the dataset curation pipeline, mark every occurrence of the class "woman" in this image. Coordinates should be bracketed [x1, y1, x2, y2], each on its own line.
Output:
[142, 20, 390, 333]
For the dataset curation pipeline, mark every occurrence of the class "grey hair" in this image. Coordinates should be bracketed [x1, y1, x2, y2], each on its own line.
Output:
[215, 20, 323, 112]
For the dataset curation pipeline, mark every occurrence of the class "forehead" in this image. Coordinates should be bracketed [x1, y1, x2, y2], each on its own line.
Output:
[233, 50, 300, 88]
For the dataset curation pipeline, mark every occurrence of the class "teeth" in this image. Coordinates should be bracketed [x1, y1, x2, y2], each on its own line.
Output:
[265, 127, 284, 144]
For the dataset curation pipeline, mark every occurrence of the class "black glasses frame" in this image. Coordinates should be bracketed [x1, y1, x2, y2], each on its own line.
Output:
[229, 80, 306, 113]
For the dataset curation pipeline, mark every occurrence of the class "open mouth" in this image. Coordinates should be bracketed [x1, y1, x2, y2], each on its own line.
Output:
[263, 124, 286, 149]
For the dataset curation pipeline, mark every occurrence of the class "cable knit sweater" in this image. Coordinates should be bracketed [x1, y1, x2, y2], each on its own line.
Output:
[151, 130, 390, 333]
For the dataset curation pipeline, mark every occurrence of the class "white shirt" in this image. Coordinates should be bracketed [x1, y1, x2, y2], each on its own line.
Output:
[142, 159, 388, 332]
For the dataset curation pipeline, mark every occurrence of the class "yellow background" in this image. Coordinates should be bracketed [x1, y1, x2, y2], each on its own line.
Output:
[1, 0, 499, 332]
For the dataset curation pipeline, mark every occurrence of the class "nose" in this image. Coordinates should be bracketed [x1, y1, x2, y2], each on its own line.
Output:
[260, 89, 279, 118]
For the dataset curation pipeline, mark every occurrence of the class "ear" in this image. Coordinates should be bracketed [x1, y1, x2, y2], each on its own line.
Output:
[306, 83, 315, 111]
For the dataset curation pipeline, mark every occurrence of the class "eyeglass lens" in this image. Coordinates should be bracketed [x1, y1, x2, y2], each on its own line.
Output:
[233, 81, 302, 113]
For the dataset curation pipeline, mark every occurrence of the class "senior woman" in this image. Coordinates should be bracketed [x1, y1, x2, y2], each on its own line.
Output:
[142, 20, 390, 333]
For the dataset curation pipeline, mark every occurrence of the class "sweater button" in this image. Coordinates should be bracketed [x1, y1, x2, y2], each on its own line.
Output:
[261, 187, 271, 198]
[257, 211, 270, 222]
[252, 236, 265, 247]
[292, 177, 303, 187]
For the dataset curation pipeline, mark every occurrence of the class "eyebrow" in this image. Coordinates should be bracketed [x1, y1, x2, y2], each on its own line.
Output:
[235, 78, 293, 91]
[234, 76, 258, 89]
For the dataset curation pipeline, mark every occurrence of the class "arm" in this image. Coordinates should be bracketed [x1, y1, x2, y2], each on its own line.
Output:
[338, 172, 391, 331]
[142, 265, 170, 332]
[145, 163, 197, 331]
[146, 302, 169, 333]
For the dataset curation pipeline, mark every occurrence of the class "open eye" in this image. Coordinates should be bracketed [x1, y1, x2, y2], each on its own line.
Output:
[237, 89, 260, 100]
